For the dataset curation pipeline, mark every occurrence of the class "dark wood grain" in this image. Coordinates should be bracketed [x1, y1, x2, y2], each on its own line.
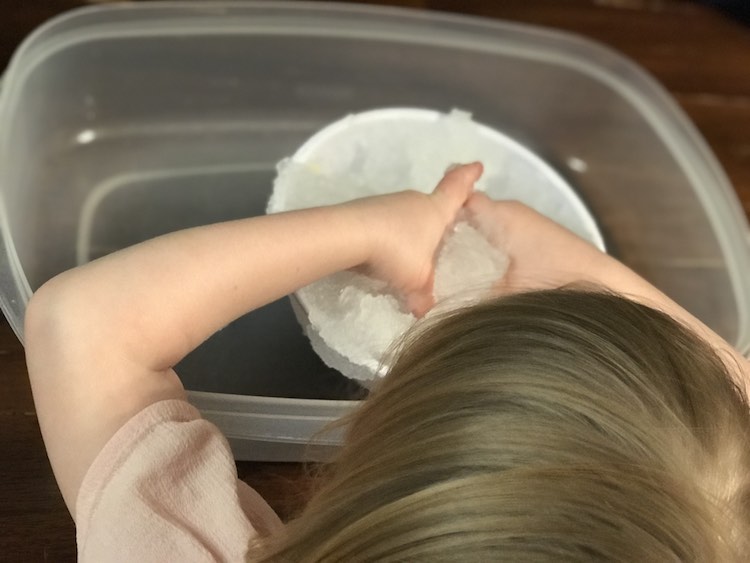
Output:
[0, 0, 748, 560]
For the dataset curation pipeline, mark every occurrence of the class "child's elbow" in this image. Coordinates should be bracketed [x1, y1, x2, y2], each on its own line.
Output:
[24, 273, 85, 361]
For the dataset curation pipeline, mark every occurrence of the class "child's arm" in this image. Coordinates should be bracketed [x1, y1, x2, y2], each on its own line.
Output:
[24, 163, 483, 517]
[466, 193, 750, 390]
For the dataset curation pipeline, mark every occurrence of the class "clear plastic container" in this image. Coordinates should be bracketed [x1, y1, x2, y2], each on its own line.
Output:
[1, 2, 748, 461]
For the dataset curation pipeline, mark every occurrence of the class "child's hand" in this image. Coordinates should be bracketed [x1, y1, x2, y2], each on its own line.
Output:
[466, 192, 750, 391]
[465, 193, 606, 293]
[351, 162, 483, 316]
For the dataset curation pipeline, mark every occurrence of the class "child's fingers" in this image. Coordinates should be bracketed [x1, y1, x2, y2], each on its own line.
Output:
[432, 162, 483, 216]
[465, 192, 497, 232]
[467, 194, 530, 233]
[466, 192, 513, 249]
[404, 275, 436, 317]
[406, 290, 434, 318]
[466, 191, 494, 216]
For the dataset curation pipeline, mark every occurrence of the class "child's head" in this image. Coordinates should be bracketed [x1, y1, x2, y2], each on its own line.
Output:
[254, 289, 750, 561]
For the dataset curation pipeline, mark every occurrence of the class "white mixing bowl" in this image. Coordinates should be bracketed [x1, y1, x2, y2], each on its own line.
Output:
[268, 108, 604, 382]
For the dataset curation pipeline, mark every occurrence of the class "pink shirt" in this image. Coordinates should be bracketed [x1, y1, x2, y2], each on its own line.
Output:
[76, 400, 283, 562]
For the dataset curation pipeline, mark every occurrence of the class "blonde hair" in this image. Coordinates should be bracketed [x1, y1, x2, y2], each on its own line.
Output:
[251, 289, 750, 561]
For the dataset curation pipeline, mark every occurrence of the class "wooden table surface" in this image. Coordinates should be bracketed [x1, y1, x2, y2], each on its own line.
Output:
[1, 0, 748, 560]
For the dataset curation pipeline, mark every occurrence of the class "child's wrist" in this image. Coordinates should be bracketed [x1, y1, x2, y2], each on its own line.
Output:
[338, 197, 386, 271]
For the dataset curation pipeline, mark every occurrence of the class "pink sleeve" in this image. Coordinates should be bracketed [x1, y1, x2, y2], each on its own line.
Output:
[75, 399, 283, 562]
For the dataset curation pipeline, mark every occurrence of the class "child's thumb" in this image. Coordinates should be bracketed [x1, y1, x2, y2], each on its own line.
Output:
[433, 162, 483, 214]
